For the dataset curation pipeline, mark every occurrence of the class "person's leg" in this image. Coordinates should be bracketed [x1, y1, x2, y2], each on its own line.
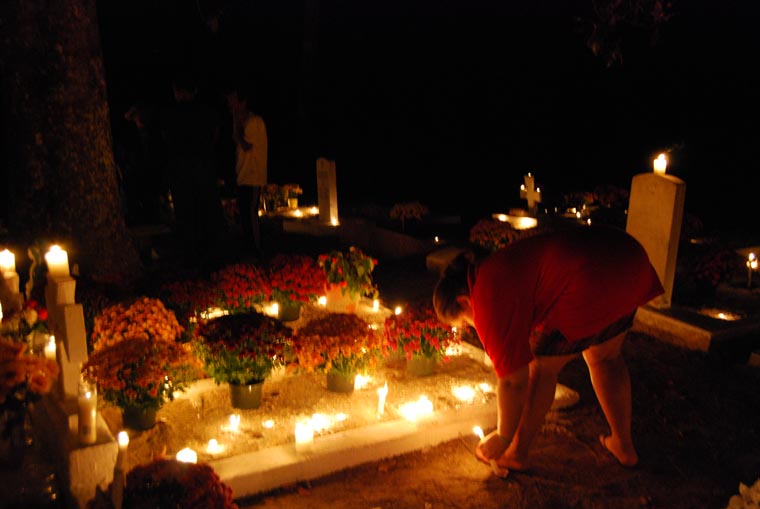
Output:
[499, 353, 575, 469]
[582, 333, 638, 466]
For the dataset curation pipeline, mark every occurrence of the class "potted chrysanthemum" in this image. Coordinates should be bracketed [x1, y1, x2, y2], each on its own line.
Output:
[266, 253, 327, 322]
[88, 457, 239, 509]
[192, 311, 293, 409]
[318, 246, 379, 313]
[291, 313, 390, 393]
[383, 302, 460, 377]
[90, 296, 184, 352]
[82, 336, 197, 430]
[210, 263, 270, 314]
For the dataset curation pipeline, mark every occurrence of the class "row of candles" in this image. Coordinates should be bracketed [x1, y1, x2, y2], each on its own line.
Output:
[0, 244, 70, 282]
[169, 379, 492, 463]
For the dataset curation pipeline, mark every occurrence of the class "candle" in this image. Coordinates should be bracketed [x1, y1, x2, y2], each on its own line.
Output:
[653, 153, 667, 175]
[44, 335, 57, 361]
[45, 245, 70, 278]
[472, 426, 507, 477]
[372, 299, 380, 312]
[176, 447, 198, 463]
[78, 378, 97, 445]
[206, 439, 225, 455]
[747, 253, 757, 289]
[0, 249, 15, 274]
[377, 382, 388, 416]
[112, 432, 128, 509]
[116, 431, 129, 470]
[295, 421, 314, 453]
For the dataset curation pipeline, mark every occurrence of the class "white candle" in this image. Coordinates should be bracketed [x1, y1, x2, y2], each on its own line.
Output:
[206, 439, 225, 455]
[295, 421, 314, 452]
[78, 379, 97, 445]
[44, 335, 57, 361]
[116, 431, 129, 470]
[372, 299, 380, 312]
[472, 426, 506, 477]
[653, 153, 667, 175]
[0, 249, 15, 274]
[377, 383, 388, 416]
[176, 447, 198, 463]
[45, 245, 70, 278]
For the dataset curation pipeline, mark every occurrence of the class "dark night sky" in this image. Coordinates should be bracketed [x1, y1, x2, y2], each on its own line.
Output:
[97, 0, 760, 234]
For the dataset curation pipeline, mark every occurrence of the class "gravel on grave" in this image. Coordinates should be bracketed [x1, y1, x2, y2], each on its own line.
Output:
[99, 305, 498, 472]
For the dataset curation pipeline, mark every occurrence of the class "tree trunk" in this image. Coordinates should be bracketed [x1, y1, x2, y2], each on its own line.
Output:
[0, 0, 143, 287]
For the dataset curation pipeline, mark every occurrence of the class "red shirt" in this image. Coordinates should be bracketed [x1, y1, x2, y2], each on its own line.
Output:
[470, 225, 664, 378]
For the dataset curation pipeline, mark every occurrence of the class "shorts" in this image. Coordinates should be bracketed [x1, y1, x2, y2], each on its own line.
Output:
[530, 311, 636, 357]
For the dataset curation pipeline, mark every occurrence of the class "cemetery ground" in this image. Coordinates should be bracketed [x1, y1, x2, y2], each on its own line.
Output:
[3, 218, 760, 509]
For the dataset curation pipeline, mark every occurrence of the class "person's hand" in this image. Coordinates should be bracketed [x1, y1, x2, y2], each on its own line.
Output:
[475, 431, 509, 477]
[476, 430, 509, 461]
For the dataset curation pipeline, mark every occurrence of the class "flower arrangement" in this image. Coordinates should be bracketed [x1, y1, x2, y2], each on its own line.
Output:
[193, 311, 293, 385]
[83, 336, 196, 412]
[318, 246, 379, 300]
[724, 478, 760, 509]
[468, 218, 523, 253]
[90, 297, 184, 352]
[281, 183, 303, 199]
[384, 302, 459, 362]
[468, 218, 549, 254]
[210, 263, 270, 313]
[390, 201, 429, 232]
[107, 458, 239, 509]
[267, 253, 327, 306]
[157, 279, 216, 332]
[0, 338, 59, 437]
[0, 299, 49, 343]
[291, 313, 389, 377]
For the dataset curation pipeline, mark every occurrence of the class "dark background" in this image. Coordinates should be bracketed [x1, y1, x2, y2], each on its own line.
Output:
[95, 0, 760, 234]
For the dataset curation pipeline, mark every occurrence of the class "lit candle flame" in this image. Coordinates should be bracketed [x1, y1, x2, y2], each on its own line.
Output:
[206, 439, 225, 455]
[176, 447, 197, 463]
[653, 153, 667, 174]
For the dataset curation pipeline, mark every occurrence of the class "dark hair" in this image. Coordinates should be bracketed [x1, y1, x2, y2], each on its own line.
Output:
[432, 251, 474, 325]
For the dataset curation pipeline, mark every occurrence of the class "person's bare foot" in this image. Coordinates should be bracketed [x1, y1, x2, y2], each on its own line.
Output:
[494, 450, 530, 472]
[599, 434, 638, 467]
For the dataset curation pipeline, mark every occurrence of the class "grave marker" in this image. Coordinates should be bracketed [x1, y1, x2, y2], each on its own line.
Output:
[520, 173, 542, 213]
[316, 157, 338, 225]
[625, 162, 686, 309]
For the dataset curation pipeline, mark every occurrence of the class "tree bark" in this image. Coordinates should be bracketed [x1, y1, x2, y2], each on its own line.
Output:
[0, 0, 143, 287]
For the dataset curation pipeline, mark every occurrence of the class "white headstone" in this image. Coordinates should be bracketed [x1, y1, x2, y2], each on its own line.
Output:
[316, 157, 338, 225]
[45, 275, 89, 398]
[626, 171, 686, 309]
[520, 173, 542, 212]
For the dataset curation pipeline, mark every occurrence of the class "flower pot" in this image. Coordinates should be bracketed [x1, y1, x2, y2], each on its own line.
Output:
[326, 372, 356, 393]
[406, 355, 437, 377]
[122, 405, 158, 431]
[229, 381, 264, 409]
[324, 284, 361, 313]
[277, 300, 302, 322]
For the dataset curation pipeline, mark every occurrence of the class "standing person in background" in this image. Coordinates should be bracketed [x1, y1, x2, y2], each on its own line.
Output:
[226, 87, 268, 259]
[433, 225, 664, 474]
[160, 72, 227, 270]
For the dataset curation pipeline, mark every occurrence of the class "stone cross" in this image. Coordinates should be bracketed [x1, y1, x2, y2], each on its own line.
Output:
[316, 157, 338, 225]
[520, 173, 542, 212]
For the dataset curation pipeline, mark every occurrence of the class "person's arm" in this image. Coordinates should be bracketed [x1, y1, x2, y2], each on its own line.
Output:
[477, 365, 528, 460]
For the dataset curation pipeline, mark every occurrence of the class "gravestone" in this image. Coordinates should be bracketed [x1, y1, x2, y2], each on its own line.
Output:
[519, 173, 542, 213]
[625, 170, 686, 309]
[316, 158, 338, 225]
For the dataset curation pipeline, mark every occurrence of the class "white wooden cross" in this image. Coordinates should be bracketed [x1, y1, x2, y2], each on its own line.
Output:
[519, 173, 542, 211]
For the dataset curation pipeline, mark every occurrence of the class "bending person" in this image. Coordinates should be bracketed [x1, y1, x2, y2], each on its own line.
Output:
[433, 224, 663, 471]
